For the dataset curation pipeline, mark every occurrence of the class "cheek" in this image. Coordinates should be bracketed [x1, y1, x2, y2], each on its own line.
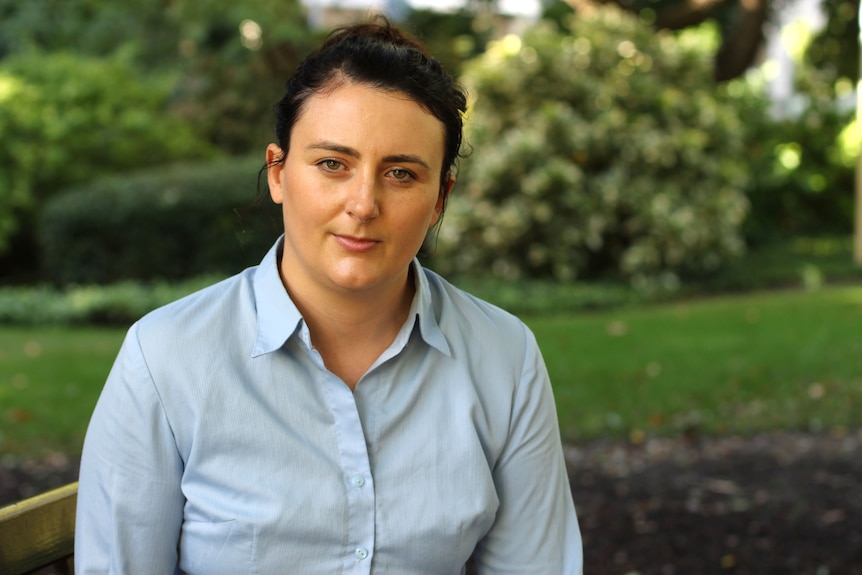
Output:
[281, 175, 328, 221]
[402, 199, 443, 238]
[398, 193, 436, 221]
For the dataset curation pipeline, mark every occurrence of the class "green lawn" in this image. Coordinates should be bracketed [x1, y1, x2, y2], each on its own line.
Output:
[1, 284, 861, 457]
[532, 285, 862, 442]
[0, 326, 125, 455]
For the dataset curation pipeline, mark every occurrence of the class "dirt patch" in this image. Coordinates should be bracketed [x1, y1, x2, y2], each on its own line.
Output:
[570, 430, 862, 574]
[2, 431, 860, 574]
[0, 451, 79, 505]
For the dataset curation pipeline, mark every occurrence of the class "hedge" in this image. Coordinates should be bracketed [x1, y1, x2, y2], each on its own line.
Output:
[0, 277, 219, 326]
[39, 157, 282, 285]
[0, 50, 214, 255]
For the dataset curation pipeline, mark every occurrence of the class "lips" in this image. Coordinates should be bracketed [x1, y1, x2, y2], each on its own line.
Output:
[333, 234, 380, 253]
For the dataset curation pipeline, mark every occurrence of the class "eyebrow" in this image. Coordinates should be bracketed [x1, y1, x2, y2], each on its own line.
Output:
[307, 141, 431, 171]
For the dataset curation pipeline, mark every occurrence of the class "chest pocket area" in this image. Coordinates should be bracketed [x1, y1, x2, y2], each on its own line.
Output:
[178, 519, 254, 575]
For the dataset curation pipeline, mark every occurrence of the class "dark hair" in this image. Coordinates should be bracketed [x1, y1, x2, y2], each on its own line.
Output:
[271, 17, 468, 190]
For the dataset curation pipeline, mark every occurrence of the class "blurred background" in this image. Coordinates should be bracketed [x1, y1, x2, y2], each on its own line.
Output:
[0, 0, 860, 288]
[1, 0, 861, 572]
[0, 0, 859, 289]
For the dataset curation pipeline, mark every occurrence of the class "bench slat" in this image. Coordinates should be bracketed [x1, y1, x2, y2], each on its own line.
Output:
[0, 482, 78, 575]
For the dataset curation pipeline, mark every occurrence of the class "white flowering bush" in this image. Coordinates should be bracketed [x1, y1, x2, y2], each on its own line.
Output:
[434, 7, 759, 287]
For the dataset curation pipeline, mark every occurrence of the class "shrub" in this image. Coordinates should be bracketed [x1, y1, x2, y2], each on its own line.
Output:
[0, 50, 214, 255]
[0, 275, 636, 326]
[744, 108, 854, 244]
[432, 8, 761, 288]
[39, 157, 282, 285]
[0, 276, 220, 325]
[739, 62, 856, 244]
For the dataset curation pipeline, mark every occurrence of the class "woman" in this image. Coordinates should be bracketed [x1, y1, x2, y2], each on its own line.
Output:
[75, 19, 582, 574]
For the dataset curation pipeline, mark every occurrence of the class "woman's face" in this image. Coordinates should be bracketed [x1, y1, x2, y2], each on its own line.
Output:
[267, 81, 452, 300]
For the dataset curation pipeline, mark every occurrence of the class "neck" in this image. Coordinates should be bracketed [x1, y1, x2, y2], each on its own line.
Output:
[278, 262, 416, 389]
[296, 275, 414, 339]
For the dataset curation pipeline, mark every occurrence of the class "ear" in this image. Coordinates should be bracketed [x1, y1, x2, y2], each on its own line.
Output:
[431, 173, 456, 226]
[266, 143, 286, 205]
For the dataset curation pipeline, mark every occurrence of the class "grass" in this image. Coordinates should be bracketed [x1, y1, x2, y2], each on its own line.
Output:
[0, 326, 125, 456]
[531, 285, 862, 442]
[1, 284, 861, 457]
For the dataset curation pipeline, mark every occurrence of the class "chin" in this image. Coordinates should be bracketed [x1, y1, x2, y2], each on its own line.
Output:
[330, 267, 404, 294]
[327, 269, 382, 290]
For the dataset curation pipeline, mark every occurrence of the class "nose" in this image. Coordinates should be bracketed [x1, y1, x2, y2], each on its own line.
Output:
[346, 172, 380, 222]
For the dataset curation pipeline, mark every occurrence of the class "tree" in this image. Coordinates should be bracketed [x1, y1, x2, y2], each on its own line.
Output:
[0, 0, 180, 64]
[844, 1, 862, 263]
[0, 0, 318, 154]
[402, 7, 494, 76]
[805, 0, 858, 82]
[165, 0, 319, 153]
[556, 0, 780, 80]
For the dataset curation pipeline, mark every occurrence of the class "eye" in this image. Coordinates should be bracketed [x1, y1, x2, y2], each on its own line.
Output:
[318, 159, 345, 172]
[388, 168, 415, 182]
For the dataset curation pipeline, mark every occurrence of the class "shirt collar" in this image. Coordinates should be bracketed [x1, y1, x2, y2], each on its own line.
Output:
[411, 259, 452, 357]
[250, 236, 451, 358]
[251, 237, 303, 357]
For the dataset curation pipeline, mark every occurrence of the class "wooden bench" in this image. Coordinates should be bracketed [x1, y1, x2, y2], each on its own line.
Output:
[0, 482, 77, 575]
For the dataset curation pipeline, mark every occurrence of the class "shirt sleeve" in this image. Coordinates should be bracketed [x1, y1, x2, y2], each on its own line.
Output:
[473, 324, 584, 574]
[75, 323, 185, 574]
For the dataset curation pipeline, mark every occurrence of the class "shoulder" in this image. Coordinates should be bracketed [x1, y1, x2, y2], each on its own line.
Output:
[423, 267, 527, 330]
[135, 267, 257, 348]
[420, 266, 536, 363]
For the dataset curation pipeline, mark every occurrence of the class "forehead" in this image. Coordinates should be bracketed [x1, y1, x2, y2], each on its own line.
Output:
[291, 81, 446, 162]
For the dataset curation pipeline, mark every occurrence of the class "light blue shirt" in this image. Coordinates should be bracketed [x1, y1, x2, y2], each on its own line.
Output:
[75, 237, 582, 574]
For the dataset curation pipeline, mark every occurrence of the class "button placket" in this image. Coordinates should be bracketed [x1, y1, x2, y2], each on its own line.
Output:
[320, 371, 375, 574]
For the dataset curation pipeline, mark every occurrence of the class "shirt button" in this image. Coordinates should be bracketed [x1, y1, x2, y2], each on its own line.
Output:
[355, 547, 369, 560]
[350, 475, 365, 487]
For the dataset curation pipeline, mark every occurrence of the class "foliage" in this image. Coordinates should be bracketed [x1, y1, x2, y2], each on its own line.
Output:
[565, 0, 775, 81]
[39, 157, 281, 285]
[0, 277, 218, 326]
[5, 231, 857, 326]
[741, 95, 855, 243]
[0, 0, 172, 61]
[0, 0, 317, 155]
[0, 0, 315, 278]
[687, 235, 862, 293]
[433, 7, 760, 288]
[167, 0, 319, 154]
[805, 0, 858, 84]
[737, 9, 856, 244]
[0, 50, 214, 255]
[0, 274, 631, 327]
[402, 7, 494, 77]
